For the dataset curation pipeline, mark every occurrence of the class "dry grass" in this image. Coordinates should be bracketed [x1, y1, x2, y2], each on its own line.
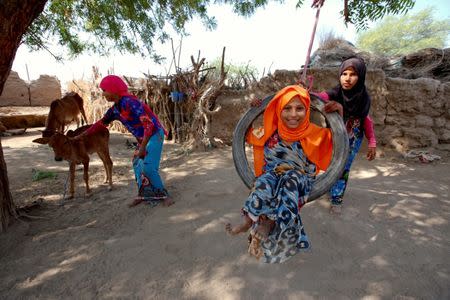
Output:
[66, 80, 128, 133]
[318, 30, 351, 50]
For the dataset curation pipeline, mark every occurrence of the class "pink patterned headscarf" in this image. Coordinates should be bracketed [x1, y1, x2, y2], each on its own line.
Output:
[99, 75, 134, 97]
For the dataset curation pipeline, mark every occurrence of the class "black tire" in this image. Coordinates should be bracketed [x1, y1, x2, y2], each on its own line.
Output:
[232, 93, 349, 202]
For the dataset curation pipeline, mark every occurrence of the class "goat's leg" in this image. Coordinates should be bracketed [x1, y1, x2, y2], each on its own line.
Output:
[106, 156, 113, 191]
[83, 161, 91, 196]
[100, 155, 109, 184]
[69, 162, 76, 199]
[98, 150, 113, 191]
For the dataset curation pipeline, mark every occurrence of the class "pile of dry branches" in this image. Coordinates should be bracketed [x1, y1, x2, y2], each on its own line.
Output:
[69, 48, 228, 151]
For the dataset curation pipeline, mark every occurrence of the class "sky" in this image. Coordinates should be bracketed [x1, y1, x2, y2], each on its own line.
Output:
[11, 0, 450, 87]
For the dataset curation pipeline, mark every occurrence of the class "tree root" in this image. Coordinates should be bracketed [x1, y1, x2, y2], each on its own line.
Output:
[15, 199, 49, 220]
[16, 211, 49, 220]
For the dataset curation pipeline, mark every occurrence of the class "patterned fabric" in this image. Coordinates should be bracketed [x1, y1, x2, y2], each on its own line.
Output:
[101, 96, 164, 143]
[247, 85, 332, 177]
[313, 91, 376, 147]
[99, 75, 132, 97]
[243, 133, 316, 263]
[330, 118, 363, 204]
[132, 128, 169, 204]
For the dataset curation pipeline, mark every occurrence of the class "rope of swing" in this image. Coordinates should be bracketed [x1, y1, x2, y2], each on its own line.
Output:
[300, 0, 325, 90]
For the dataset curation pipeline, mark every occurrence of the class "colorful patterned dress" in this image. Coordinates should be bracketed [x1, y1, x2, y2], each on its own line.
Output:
[99, 96, 169, 202]
[329, 118, 364, 205]
[243, 132, 316, 263]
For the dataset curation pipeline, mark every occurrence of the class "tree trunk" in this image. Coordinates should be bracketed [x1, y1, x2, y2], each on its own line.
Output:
[0, 0, 48, 232]
[0, 138, 16, 231]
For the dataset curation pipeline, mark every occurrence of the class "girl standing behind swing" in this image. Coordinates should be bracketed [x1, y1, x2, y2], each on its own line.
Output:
[318, 56, 377, 214]
[226, 85, 337, 263]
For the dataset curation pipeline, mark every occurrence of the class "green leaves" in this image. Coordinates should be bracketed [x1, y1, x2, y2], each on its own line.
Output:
[23, 0, 273, 61]
[356, 7, 450, 56]
[207, 58, 259, 88]
[22, 0, 419, 61]
[25, 0, 216, 59]
[344, 0, 415, 30]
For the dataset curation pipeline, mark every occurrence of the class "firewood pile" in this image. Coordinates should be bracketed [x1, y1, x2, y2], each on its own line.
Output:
[68, 48, 228, 150]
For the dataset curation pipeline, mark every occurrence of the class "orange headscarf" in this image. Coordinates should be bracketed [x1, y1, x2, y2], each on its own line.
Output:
[247, 85, 332, 177]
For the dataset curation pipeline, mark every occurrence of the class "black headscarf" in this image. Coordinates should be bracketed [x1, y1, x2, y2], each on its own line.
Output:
[326, 56, 371, 122]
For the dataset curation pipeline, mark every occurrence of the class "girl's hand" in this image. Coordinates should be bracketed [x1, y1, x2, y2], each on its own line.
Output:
[324, 101, 343, 117]
[133, 149, 139, 159]
[250, 98, 262, 107]
[133, 147, 146, 159]
[367, 147, 376, 161]
[137, 147, 146, 159]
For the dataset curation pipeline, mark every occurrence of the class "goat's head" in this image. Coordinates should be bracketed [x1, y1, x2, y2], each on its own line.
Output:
[41, 128, 57, 138]
[33, 133, 71, 162]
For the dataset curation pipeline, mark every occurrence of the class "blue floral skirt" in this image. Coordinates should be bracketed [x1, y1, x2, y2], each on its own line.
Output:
[244, 169, 312, 263]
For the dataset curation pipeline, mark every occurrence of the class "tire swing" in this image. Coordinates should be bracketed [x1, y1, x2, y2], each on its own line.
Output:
[232, 92, 349, 203]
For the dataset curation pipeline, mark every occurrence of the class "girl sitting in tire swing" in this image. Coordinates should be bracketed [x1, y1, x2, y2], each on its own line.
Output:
[225, 85, 342, 263]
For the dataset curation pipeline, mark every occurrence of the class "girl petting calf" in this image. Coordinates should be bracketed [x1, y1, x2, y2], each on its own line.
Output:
[80, 75, 173, 208]
[226, 85, 337, 263]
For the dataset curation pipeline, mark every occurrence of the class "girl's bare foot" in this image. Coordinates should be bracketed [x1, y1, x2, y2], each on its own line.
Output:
[162, 197, 174, 207]
[253, 215, 275, 241]
[225, 215, 253, 235]
[248, 235, 263, 260]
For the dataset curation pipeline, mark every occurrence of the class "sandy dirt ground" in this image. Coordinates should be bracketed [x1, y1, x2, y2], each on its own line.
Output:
[0, 127, 449, 299]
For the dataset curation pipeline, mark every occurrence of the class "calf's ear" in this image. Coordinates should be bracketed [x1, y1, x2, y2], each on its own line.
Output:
[32, 137, 50, 144]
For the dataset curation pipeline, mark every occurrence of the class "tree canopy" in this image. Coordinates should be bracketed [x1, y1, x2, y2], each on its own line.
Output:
[343, 0, 415, 30]
[23, 0, 280, 62]
[356, 7, 450, 56]
[22, 0, 418, 62]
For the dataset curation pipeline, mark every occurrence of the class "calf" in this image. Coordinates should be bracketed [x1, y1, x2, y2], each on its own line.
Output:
[33, 125, 113, 199]
[43, 92, 88, 137]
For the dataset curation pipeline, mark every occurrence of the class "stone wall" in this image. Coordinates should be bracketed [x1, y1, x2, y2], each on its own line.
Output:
[0, 71, 29, 106]
[210, 89, 249, 143]
[29, 75, 62, 106]
[382, 77, 450, 150]
[0, 71, 61, 106]
[212, 68, 450, 152]
[2, 67, 448, 152]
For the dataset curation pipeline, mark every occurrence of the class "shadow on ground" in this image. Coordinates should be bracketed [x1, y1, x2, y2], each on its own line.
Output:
[0, 130, 449, 299]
